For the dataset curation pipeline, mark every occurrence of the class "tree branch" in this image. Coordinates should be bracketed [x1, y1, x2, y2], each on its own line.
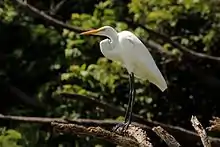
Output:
[51, 121, 152, 147]
[0, 114, 144, 129]
[207, 117, 220, 132]
[9, 0, 189, 62]
[8, 84, 44, 109]
[0, 114, 152, 147]
[49, 0, 67, 15]
[1, 114, 220, 146]
[60, 92, 125, 118]
[60, 92, 220, 146]
[113, 124, 153, 147]
[124, 19, 220, 62]
[152, 126, 181, 147]
[12, 0, 86, 33]
[52, 122, 137, 147]
[191, 116, 212, 147]
[13, 0, 220, 62]
[7, 0, 220, 145]
[146, 40, 174, 57]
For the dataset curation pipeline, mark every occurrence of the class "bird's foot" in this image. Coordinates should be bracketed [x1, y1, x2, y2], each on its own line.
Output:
[112, 122, 130, 133]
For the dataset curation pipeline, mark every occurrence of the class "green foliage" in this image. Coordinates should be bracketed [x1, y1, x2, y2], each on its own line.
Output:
[0, 128, 22, 147]
[0, 1, 17, 23]
[61, 58, 123, 93]
[2, 0, 220, 146]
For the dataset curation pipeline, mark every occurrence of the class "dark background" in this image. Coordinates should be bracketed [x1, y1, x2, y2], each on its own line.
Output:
[1, 0, 220, 146]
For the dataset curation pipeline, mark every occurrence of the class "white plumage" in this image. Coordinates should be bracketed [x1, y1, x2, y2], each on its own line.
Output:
[119, 31, 167, 91]
[80, 26, 167, 128]
[80, 26, 167, 91]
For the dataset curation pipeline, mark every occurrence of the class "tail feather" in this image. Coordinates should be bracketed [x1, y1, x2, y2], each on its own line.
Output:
[152, 77, 167, 92]
[148, 71, 167, 92]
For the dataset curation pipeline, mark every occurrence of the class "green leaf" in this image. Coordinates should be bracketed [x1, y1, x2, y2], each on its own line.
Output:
[147, 10, 172, 21]
[5, 130, 22, 140]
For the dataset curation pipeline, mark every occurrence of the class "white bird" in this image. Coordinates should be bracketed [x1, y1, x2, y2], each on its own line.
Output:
[80, 26, 167, 129]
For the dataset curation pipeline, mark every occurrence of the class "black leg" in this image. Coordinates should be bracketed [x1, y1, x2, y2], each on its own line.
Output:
[124, 73, 133, 123]
[112, 72, 135, 132]
[127, 73, 135, 124]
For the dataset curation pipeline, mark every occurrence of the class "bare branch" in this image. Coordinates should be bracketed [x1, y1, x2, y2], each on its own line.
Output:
[60, 92, 125, 118]
[49, 0, 67, 15]
[60, 92, 220, 147]
[0, 114, 63, 124]
[191, 116, 212, 147]
[207, 117, 220, 132]
[114, 124, 153, 147]
[0, 114, 145, 129]
[124, 19, 220, 62]
[1, 114, 220, 146]
[152, 126, 181, 147]
[51, 121, 152, 147]
[146, 40, 174, 56]
[8, 84, 44, 109]
[12, 0, 86, 33]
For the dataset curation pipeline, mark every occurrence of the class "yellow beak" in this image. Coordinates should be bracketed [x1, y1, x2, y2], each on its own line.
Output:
[80, 28, 102, 35]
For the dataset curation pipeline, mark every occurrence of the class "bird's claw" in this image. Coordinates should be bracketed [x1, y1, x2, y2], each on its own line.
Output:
[112, 122, 130, 133]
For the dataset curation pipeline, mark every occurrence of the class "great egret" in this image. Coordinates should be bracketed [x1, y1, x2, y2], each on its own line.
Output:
[80, 26, 167, 129]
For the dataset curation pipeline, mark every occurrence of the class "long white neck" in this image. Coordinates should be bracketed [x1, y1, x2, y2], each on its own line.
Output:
[101, 28, 118, 48]
[99, 28, 121, 62]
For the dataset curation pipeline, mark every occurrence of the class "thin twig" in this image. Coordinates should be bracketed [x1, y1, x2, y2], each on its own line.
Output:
[49, 0, 67, 15]
[8, 84, 44, 109]
[13, 0, 86, 33]
[207, 117, 220, 132]
[60, 92, 125, 118]
[152, 126, 181, 147]
[51, 121, 152, 147]
[0, 114, 146, 129]
[124, 19, 220, 62]
[191, 116, 212, 147]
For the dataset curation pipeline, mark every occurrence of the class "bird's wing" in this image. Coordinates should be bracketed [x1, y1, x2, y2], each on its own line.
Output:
[118, 31, 167, 91]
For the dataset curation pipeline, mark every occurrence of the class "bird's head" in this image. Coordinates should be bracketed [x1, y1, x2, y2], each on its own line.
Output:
[80, 26, 115, 36]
